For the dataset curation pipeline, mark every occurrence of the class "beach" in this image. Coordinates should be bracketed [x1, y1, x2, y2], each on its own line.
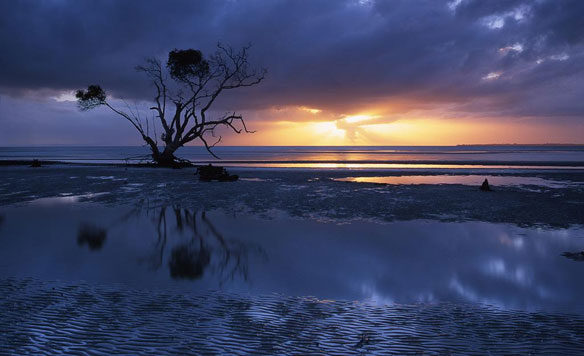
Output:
[1, 150, 584, 353]
[3, 0, 584, 352]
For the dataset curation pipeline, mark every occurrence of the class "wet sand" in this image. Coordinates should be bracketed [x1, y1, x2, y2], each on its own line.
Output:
[1, 165, 584, 354]
[2, 278, 584, 355]
[1, 165, 583, 226]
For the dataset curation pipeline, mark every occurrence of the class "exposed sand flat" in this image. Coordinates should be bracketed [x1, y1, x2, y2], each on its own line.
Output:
[1, 165, 583, 227]
[2, 278, 584, 355]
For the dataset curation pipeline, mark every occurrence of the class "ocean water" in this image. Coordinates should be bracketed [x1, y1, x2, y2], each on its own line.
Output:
[1, 145, 584, 168]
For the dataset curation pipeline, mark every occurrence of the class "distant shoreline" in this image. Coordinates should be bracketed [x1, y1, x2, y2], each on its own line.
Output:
[1, 144, 583, 148]
[2, 159, 584, 168]
[456, 143, 584, 147]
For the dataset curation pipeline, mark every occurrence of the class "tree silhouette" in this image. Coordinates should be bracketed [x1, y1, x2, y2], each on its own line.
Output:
[76, 43, 266, 167]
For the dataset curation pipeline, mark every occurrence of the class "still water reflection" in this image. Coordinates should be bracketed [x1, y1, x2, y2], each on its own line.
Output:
[335, 175, 581, 188]
[0, 202, 583, 313]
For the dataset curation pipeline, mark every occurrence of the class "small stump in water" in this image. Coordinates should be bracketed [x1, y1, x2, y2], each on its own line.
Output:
[480, 178, 491, 191]
[30, 159, 41, 168]
[196, 164, 238, 182]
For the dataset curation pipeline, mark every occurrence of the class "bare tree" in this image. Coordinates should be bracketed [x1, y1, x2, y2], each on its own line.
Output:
[76, 43, 266, 167]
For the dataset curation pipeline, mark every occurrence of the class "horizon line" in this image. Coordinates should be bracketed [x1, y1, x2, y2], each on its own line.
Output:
[1, 143, 584, 148]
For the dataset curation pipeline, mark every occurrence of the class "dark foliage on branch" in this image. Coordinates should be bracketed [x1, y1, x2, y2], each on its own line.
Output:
[167, 49, 210, 82]
[75, 85, 106, 111]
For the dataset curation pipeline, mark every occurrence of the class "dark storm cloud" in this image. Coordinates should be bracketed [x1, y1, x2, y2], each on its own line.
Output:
[0, 0, 583, 119]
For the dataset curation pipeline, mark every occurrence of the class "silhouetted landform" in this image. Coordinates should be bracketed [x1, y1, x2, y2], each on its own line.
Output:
[30, 159, 41, 168]
[197, 164, 238, 182]
[480, 178, 491, 191]
[77, 223, 107, 250]
[0, 160, 196, 168]
[562, 251, 584, 262]
[0, 160, 61, 166]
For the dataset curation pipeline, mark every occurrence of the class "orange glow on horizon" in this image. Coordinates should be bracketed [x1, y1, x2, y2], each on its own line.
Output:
[211, 116, 584, 146]
[299, 106, 322, 114]
[343, 114, 376, 123]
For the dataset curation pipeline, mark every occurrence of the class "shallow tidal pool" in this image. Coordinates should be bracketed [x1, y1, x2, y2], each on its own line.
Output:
[1, 199, 583, 313]
[2, 198, 584, 354]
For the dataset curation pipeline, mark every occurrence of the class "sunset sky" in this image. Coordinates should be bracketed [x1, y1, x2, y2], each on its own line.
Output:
[0, 0, 583, 146]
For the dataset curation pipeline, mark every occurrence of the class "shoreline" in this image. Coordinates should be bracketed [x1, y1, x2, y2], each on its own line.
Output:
[2, 158, 584, 168]
[1, 164, 583, 227]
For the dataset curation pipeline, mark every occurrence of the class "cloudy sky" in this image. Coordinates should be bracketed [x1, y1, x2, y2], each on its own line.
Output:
[0, 0, 583, 145]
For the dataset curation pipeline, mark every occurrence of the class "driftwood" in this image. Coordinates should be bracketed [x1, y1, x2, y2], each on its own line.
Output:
[196, 164, 238, 182]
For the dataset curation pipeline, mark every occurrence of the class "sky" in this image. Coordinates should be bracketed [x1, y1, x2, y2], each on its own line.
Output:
[0, 0, 583, 146]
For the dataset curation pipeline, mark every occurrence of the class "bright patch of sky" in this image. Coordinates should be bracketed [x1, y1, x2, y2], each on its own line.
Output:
[484, 16, 505, 29]
[52, 91, 77, 102]
[299, 106, 322, 114]
[482, 4, 530, 29]
[482, 72, 502, 81]
[356, 0, 373, 6]
[447, 0, 463, 12]
[499, 43, 524, 54]
[550, 53, 569, 61]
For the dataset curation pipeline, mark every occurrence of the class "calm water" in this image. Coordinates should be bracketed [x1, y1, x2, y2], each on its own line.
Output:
[1, 145, 584, 168]
[1, 200, 583, 314]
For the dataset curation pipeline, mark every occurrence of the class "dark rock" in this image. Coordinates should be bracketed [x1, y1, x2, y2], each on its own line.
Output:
[196, 164, 238, 182]
[480, 178, 491, 191]
[562, 251, 584, 262]
[30, 159, 41, 168]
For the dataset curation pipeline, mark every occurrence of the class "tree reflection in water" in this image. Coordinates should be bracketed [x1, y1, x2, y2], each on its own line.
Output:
[77, 223, 107, 250]
[133, 203, 266, 284]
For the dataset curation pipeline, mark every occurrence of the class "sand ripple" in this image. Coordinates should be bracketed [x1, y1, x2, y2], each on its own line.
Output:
[1, 278, 584, 355]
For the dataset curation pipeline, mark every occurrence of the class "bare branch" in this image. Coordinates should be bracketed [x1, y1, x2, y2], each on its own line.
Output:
[199, 135, 221, 159]
[76, 43, 264, 166]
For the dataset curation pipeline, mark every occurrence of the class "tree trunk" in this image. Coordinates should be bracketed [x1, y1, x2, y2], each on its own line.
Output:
[153, 146, 178, 167]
